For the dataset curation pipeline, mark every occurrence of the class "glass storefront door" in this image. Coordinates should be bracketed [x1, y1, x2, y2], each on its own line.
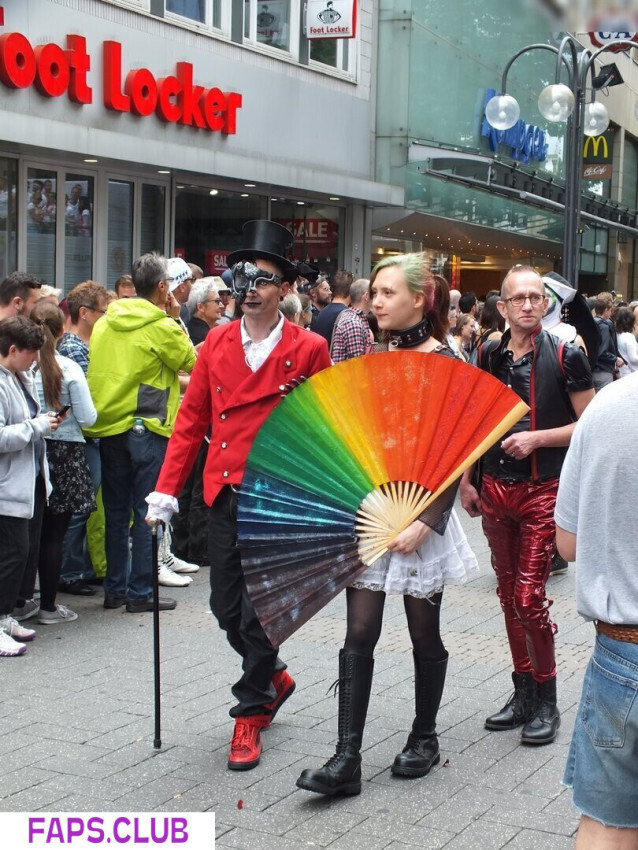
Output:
[26, 167, 57, 286]
[64, 172, 94, 288]
[24, 162, 97, 292]
[0, 157, 18, 281]
[107, 179, 134, 289]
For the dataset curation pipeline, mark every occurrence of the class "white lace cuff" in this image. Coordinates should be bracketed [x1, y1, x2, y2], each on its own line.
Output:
[145, 491, 180, 524]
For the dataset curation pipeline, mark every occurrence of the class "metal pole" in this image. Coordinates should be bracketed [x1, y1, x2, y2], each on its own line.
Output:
[569, 76, 586, 291]
[151, 523, 162, 749]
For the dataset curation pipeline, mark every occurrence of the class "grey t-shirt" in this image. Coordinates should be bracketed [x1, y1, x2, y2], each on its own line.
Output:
[555, 371, 638, 624]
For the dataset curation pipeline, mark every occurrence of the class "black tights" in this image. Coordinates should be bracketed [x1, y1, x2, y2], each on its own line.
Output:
[38, 510, 72, 612]
[344, 586, 446, 660]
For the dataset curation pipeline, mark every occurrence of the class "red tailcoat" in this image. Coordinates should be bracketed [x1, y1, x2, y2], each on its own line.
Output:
[155, 318, 331, 505]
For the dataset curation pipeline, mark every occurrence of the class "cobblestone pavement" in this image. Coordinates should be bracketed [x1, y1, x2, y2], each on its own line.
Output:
[1, 507, 590, 848]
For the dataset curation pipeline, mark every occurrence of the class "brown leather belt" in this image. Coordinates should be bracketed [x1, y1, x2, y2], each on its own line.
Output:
[595, 621, 638, 644]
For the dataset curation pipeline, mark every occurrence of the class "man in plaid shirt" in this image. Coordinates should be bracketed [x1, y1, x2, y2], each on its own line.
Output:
[330, 278, 372, 362]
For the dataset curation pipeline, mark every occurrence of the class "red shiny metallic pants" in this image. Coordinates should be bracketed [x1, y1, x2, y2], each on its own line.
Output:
[481, 475, 558, 684]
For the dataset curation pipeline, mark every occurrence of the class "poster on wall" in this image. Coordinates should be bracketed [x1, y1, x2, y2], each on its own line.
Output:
[306, 0, 357, 39]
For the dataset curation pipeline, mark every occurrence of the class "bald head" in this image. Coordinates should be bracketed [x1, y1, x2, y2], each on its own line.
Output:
[500, 265, 543, 300]
[349, 278, 370, 307]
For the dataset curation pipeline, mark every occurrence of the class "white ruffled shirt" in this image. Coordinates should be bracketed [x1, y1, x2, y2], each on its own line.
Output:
[241, 313, 284, 372]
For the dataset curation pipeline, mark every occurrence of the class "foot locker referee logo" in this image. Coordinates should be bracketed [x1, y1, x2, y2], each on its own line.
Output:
[306, 0, 357, 39]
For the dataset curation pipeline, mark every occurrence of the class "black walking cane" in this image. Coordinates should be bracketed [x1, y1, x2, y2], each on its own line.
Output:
[151, 522, 163, 749]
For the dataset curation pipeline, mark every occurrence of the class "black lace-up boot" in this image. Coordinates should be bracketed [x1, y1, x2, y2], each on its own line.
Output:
[296, 650, 374, 796]
[521, 677, 560, 744]
[391, 652, 448, 777]
[485, 672, 537, 730]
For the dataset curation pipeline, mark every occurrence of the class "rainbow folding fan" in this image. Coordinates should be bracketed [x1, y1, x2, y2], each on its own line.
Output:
[238, 351, 528, 645]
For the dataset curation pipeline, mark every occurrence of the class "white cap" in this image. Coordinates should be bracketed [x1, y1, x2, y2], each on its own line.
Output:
[166, 257, 192, 292]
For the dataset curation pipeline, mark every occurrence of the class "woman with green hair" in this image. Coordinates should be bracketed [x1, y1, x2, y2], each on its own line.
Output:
[297, 253, 478, 797]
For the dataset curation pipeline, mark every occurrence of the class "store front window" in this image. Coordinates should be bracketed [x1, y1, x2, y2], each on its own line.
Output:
[141, 184, 166, 257]
[26, 167, 57, 286]
[107, 180, 134, 290]
[309, 37, 353, 74]
[245, 0, 292, 52]
[0, 157, 17, 281]
[271, 199, 341, 277]
[64, 172, 94, 289]
[175, 186, 266, 274]
[166, 0, 221, 27]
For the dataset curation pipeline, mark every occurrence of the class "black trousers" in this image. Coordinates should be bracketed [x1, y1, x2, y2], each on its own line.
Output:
[2, 476, 46, 614]
[171, 438, 209, 565]
[208, 485, 283, 717]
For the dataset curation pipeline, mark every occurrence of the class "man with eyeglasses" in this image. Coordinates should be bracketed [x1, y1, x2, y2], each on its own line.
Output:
[185, 276, 223, 346]
[146, 221, 331, 772]
[460, 265, 594, 746]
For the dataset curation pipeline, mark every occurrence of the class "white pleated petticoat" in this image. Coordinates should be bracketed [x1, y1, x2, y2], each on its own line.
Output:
[351, 508, 479, 599]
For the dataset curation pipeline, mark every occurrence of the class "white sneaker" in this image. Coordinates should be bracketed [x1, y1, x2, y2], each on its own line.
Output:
[11, 599, 40, 621]
[37, 604, 78, 624]
[167, 552, 200, 574]
[0, 629, 27, 656]
[158, 560, 193, 587]
[0, 615, 36, 642]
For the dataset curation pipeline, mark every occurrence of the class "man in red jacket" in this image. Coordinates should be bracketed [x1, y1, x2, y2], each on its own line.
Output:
[146, 221, 331, 771]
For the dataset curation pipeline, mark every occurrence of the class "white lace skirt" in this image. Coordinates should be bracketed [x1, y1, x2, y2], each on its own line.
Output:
[351, 508, 479, 598]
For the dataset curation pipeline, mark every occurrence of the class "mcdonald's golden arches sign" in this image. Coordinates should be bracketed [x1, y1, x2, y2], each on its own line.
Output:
[582, 129, 614, 180]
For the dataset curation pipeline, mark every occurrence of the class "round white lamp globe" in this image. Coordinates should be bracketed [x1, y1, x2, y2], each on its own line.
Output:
[538, 84, 575, 122]
[583, 101, 610, 136]
[485, 94, 520, 130]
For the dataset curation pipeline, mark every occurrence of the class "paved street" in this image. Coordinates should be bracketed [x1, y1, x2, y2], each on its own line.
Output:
[0, 506, 590, 848]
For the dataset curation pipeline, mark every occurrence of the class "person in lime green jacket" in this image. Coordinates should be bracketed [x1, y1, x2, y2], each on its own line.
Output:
[86, 252, 196, 613]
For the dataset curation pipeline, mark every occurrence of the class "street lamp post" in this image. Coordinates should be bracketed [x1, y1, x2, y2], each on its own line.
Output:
[485, 34, 637, 289]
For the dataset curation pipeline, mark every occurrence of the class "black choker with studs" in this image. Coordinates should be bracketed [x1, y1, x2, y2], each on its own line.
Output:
[388, 317, 432, 349]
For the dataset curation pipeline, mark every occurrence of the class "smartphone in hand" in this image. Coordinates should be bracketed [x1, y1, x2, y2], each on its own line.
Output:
[55, 404, 71, 417]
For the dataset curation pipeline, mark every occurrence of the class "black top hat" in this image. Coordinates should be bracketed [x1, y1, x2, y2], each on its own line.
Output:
[296, 261, 321, 284]
[226, 220, 297, 283]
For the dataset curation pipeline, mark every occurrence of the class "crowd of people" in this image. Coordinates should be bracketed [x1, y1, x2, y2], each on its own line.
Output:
[1, 227, 636, 844]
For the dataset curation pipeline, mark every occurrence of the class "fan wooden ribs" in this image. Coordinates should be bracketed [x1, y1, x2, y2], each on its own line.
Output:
[356, 480, 431, 565]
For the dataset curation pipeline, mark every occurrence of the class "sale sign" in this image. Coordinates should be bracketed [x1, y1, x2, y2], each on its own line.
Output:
[205, 249, 230, 275]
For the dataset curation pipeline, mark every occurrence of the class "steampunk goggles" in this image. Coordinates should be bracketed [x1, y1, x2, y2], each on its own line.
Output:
[230, 261, 283, 299]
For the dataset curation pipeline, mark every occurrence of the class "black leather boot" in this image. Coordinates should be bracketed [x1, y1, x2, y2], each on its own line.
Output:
[391, 652, 448, 778]
[521, 677, 560, 744]
[296, 650, 374, 796]
[484, 672, 537, 730]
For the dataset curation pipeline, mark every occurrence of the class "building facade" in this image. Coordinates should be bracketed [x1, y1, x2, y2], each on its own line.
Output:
[0, 0, 401, 291]
[373, 0, 638, 297]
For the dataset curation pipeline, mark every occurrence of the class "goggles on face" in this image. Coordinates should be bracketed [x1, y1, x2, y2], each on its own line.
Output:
[230, 261, 283, 298]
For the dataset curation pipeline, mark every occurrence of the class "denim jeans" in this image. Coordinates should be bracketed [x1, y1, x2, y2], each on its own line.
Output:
[60, 439, 101, 582]
[100, 428, 168, 601]
[563, 634, 638, 827]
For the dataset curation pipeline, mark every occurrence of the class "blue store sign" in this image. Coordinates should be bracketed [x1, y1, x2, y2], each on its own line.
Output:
[481, 89, 548, 164]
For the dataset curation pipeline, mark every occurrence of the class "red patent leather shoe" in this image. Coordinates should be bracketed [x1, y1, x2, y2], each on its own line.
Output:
[227, 715, 269, 771]
[263, 669, 296, 725]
